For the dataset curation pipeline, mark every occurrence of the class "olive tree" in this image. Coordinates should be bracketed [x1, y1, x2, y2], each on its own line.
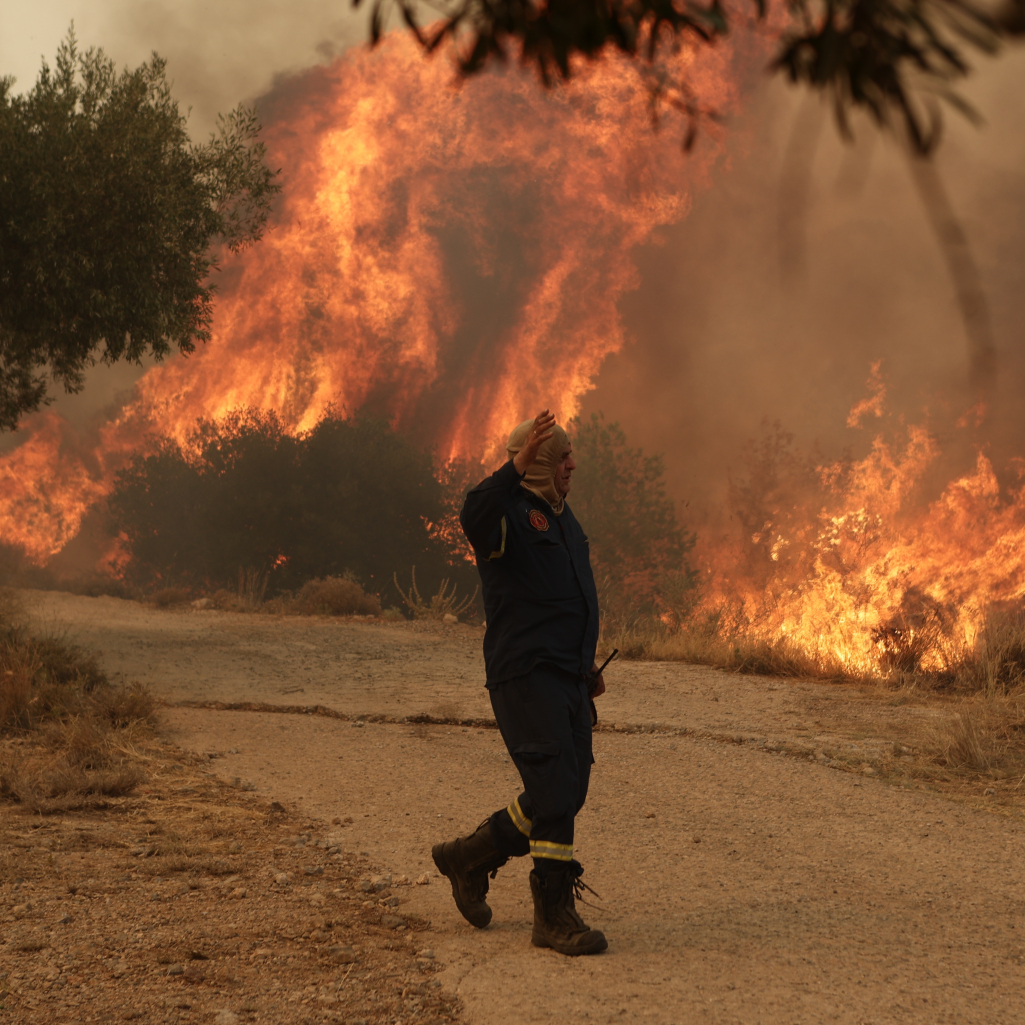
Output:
[0, 31, 280, 432]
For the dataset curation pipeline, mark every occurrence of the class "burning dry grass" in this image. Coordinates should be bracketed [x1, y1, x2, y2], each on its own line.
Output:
[603, 615, 869, 683]
[0, 590, 158, 812]
[605, 602, 1025, 790]
[610, 604, 1025, 695]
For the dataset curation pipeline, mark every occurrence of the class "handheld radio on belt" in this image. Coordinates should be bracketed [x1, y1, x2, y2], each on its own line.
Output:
[586, 648, 618, 727]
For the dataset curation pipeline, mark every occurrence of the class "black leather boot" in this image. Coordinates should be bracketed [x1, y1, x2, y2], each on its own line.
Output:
[432, 819, 508, 928]
[529, 861, 608, 955]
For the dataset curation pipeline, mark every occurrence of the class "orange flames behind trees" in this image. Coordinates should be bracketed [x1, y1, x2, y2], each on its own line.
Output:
[6, 32, 1022, 684]
[0, 31, 740, 564]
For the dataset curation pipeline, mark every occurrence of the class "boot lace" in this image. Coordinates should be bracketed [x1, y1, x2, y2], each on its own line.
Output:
[568, 859, 602, 909]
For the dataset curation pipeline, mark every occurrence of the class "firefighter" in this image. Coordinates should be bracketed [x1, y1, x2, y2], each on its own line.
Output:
[431, 408, 608, 956]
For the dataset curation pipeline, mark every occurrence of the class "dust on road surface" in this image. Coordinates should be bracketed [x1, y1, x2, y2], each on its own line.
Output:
[24, 591, 1025, 1024]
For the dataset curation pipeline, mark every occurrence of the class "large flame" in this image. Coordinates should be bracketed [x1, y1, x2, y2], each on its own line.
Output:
[697, 369, 1025, 676]
[0, 31, 741, 564]
[4, 32, 1020, 683]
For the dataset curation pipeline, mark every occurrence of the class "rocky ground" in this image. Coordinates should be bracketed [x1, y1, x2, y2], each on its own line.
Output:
[0, 740, 461, 1025]
[3, 591, 1025, 1025]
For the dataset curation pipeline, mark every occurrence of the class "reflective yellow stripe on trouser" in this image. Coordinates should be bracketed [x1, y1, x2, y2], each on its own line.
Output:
[529, 840, 574, 862]
[506, 798, 532, 837]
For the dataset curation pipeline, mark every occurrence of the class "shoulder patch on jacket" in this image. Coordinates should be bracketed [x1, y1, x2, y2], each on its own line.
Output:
[528, 509, 549, 532]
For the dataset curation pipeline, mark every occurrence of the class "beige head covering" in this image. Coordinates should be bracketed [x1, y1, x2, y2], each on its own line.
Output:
[506, 418, 571, 516]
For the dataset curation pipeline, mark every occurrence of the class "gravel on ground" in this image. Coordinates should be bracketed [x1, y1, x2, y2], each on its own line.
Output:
[6, 591, 1024, 1025]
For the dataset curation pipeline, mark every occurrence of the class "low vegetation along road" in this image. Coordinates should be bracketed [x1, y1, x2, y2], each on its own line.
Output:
[18, 591, 1025, 1024]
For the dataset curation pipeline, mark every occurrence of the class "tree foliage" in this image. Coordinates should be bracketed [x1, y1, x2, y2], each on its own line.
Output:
[107, 409, 473, 598]
[569, 412, 697, 627]
[0, 31, 280, 432]
[364, 0, 1023, 151]
[725, 419, 825, 587]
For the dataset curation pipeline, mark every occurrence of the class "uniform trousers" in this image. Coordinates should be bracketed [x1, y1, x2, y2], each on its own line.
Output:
[486, 664, 593, 867]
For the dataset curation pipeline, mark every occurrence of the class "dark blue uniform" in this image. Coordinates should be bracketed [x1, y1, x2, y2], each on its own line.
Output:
[460, 460, 600, 866]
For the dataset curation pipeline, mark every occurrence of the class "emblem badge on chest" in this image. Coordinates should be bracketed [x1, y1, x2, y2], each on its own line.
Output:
[528, 509, 550, 532]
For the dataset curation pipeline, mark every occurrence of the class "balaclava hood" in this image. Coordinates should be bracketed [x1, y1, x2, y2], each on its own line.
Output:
[506, 418, 571, 516]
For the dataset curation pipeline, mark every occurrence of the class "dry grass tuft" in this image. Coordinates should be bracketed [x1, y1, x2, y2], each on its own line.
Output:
[237, 566, 269, 608]
[289, 575, 382, 617]
[944, 710, 992, 771]
[0, 750, 146, 812]
[1, 714, 152, 811]
[194, 573, 385, 618]
[0, 617, 158, 811]
[934, 698, 1025, 776]
[0, 585, 25, 626]
[0, 627, 112, 731]
[207, 587, 242, 611]
[393, 566, 477, 621]
[93, 681, 158, 728]
[150, 587, 192, 608]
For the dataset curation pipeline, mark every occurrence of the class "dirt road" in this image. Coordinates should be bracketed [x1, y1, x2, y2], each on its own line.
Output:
[24, 592, 1025, 1024]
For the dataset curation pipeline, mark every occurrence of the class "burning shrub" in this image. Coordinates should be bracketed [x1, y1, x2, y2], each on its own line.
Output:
[956, 608, 1025, 694]
[678, 386, 1025, 691]
[108, 408, 474, 603]
[290, 576, 382, 617]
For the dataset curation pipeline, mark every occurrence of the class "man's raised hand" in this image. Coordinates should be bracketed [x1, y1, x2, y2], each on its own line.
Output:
[513, 409, 556, 475]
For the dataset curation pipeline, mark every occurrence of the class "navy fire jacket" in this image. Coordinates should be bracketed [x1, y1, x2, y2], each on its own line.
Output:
[459, 459, 600, 686]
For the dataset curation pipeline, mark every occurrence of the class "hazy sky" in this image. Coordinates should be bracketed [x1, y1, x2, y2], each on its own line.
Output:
[584, 52, 1025, 507]
[1, 1, 367, 131]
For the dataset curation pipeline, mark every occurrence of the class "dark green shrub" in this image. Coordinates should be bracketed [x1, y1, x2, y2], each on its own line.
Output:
[569, 413, 696, 629]
[108, 408, 474, 602]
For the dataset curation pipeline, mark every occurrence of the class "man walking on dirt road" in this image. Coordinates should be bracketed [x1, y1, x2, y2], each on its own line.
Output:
[432, 408, 608, 956]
